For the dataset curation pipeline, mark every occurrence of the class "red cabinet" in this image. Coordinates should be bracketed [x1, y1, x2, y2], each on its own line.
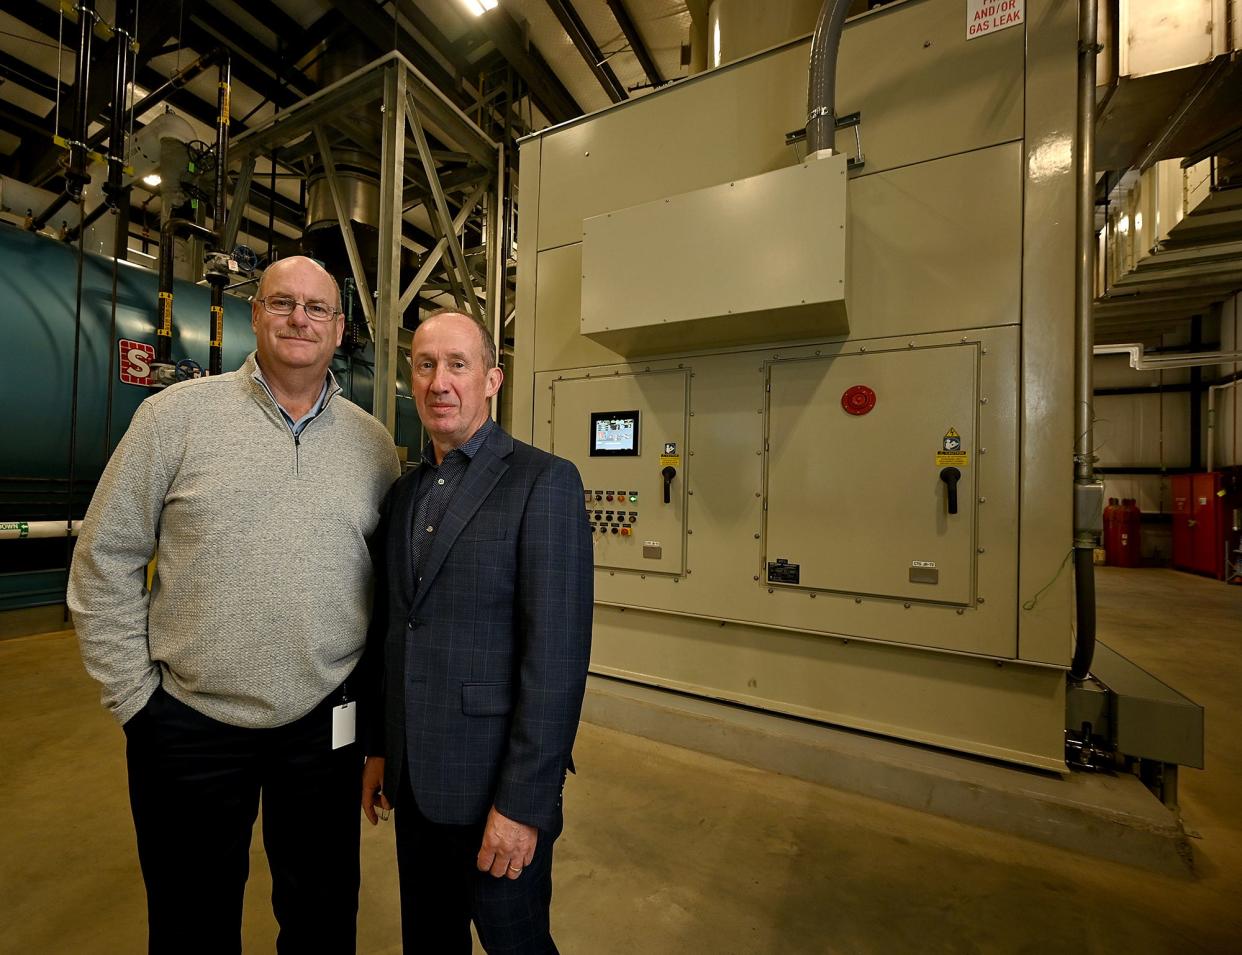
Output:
[1172, 473, 1228, 579]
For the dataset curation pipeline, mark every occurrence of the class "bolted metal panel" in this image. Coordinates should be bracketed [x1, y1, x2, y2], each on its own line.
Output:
[534, 325, 1021, 661]
[580, 156, 848, 356]
[845, 142, 1023, 339]
[552, 370, 690, 575]
[764, 345, 979, 608]
[589, 604, 1067, 773]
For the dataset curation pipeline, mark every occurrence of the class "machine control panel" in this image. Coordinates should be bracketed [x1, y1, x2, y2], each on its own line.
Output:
[585, 490, 640, 536]
[552, 369, 689, 576]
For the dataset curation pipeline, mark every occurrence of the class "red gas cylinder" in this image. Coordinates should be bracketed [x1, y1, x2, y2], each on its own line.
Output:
[1113, 498, 1143, 568]
[1103, 498, 1121, 565]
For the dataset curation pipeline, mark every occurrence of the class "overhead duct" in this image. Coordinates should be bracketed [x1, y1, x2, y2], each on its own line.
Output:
[305, 35, 382, 235]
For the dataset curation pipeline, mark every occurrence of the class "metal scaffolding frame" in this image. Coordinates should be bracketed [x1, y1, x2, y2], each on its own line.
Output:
[225, 52, 503, 433]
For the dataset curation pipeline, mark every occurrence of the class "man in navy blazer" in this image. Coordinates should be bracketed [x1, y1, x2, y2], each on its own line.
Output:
[361, 308, 593, 954]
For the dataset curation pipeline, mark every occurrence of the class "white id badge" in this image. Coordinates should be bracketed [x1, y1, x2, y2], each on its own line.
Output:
[331, 700, 357, 750]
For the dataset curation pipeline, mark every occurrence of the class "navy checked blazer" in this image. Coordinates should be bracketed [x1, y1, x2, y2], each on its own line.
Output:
[364, 423, 593, 832]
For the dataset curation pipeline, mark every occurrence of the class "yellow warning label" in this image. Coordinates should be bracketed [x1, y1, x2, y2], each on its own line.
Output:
[660, 455, 681, 468]
[937, 426, 966, 466]
[210, 305, 224, 347]
[157, 291, 173, 337]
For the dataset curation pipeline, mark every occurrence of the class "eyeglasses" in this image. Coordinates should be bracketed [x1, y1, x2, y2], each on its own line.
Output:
[258, 296, 340, 322]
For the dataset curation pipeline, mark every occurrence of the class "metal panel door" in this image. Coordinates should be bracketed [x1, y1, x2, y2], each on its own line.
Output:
[764, 345, 978, 605]
[550, 370, 689, 576]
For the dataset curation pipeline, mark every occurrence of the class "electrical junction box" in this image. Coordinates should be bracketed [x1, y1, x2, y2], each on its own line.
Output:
[551, 369, 689, 576]
[579, 154, 849, 357]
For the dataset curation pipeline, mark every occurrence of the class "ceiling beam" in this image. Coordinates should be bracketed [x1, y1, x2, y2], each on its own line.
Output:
[0, 48, 67, 102]
[235, 0, 305, 44]
[476, 7, 581, 124]
[182, 17, 311, 105]
[605, 0, 663, 89]
[544, 0, 627, 104]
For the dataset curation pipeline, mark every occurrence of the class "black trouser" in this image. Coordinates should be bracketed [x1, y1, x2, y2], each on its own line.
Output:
[394, 773, 561, 955]
[123, 685, 361, 955]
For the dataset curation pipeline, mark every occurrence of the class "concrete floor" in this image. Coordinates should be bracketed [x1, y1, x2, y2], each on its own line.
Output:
[1, 567, 1239, 953]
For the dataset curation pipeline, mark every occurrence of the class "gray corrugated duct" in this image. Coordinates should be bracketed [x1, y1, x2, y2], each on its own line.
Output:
[806, 0, 850, 154]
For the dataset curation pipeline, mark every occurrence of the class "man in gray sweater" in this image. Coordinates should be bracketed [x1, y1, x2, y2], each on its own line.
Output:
[68, 256, 400, 954]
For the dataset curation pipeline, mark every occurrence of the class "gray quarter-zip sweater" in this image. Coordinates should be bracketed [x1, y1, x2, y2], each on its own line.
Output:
[69, 352, 401, 728]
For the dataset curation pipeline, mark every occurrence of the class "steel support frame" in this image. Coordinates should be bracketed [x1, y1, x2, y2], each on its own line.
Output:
[223, 52, 501, 434]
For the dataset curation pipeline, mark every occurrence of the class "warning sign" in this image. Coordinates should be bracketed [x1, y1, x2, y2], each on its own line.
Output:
[936, 427, 969, 467]
[660, 441, 680, 469]
[966, 0, 1024, 39]
[119, 339, 156, 386]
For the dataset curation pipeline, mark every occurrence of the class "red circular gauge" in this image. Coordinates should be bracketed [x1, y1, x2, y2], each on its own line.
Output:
[841, 385, 877, 416]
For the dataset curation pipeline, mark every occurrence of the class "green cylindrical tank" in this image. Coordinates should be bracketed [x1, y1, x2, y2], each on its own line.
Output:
[0, 224, 415, 609]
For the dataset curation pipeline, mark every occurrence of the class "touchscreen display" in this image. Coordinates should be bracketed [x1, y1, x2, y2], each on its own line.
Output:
[590, 411, 640, 456]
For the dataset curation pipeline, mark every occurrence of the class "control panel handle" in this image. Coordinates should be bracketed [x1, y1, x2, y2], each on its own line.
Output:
[939, 467, 961, 516]
[662, 465, 677, 504]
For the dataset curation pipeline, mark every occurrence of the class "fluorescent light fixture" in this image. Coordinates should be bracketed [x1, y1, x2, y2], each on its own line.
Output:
[1118, 214, 1129, 235]
[142, 173, 162, 187]
[1134, 211, 1143, 233]
[460, 0, 497, 14]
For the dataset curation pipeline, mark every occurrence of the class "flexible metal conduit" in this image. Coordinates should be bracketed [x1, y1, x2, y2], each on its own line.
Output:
[806, 0, 850, 155]
[1071, 0, 1100, 681]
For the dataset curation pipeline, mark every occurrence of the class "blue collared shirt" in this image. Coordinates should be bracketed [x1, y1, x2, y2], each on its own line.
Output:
[252, 363, 331, 437]
[410, 418, 495, 585]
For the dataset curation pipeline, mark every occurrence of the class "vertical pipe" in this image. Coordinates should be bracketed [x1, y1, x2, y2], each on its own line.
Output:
[64, 196, 88, 620]
[209, 52, 232, 377]
[66, 0, 97, 201]
[1074, 0, 1100, 490]
[1070, 0, 1100, 681]
[105, 0, 136, 203]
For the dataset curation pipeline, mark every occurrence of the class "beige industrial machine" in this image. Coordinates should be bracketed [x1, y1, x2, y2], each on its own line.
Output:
[511, 0, 1201, 781]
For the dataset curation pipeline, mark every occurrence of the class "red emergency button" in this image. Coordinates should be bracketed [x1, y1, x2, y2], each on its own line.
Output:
[620, 526, 632, 536]
[841, 385, 877, 416]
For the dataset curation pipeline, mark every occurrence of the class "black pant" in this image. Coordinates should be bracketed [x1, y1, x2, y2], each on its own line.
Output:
[124, 685, 361, 955]
[394, 774, 561, 955]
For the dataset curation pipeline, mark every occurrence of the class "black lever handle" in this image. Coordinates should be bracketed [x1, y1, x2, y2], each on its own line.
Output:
[939, 467, 961, 515]
[662, 465, 677, 504]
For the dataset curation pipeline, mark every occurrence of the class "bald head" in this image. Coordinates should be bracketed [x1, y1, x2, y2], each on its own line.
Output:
[420, 308, 497, 370]
[257, 256, 342, 312]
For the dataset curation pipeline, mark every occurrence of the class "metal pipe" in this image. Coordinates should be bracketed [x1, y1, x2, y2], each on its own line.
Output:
[1075, 0, 1100, 489]
[104, 0, 136, 205]
[64, 0, 97, 201]
[0, 521, 82, 541]
[208, 52, 232, 378]
[806, 0, 850, 155]
[88, 49, 223, 151]
[1071, 0, 1100, 682]
[1092, 343, 1242, 370]
[32, 0, 98, 231]
[156, 218, 218, 365]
